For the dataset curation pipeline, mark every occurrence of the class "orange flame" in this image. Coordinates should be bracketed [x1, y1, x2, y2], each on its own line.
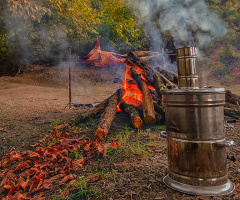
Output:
[117, 65, 155, 112]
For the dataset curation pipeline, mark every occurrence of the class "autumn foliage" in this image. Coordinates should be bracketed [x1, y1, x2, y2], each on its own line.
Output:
[0, 125, 119, 199]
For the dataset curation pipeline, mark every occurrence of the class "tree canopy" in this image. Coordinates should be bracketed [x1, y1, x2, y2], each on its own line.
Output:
[0, 0, 145, 71]
[0, 0, 239, 75]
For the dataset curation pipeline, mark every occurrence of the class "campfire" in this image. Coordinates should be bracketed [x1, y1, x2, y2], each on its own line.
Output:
[67, 50, 180, 139]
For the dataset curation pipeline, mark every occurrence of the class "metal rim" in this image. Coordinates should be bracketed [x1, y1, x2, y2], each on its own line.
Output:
[163, 175, 235, 196]
[161, 88, 225, 94]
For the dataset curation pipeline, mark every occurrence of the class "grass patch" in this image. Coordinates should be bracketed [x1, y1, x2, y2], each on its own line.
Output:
[50, 118, 62, 127]
[5, 118, 16, 128]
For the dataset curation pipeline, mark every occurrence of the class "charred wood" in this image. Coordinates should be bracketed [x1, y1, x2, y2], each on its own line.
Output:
[119, 101, 143, 129]
[125, 51, 178, 89]
[155, 112, 165, 125]
[95, 89, 123, 138]
[225, 90, 240, 106]
[145, 73, 154, 86]
[130, 67, 156, 124]
[133, 106, 165, 125]
[224, 107, 240, 119]
[114, 77, 135, 85]
[159, 73, 178, 89]
[155, 67, 178, 84]
[149, 88, 159, 102]
[153, 74, 165, 99]
[154, 103, 165, 116]
[125, 51, 159, 76]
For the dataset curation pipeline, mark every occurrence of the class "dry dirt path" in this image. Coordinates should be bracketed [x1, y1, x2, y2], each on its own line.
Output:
[0, 65, 119, 157]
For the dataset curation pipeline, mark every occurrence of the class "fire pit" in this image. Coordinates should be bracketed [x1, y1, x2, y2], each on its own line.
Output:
[160, 47, 235, 196]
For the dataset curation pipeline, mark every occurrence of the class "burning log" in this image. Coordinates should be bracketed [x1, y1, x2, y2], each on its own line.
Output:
[132, 105, 164, 125]
[114, 77, 135, 85]
[95, 89, 123, 138]
[130, 67, 156, 124]
[125, 51, 178, 89]
[119, 101, 143, 129]
[125, 51, 158, 76]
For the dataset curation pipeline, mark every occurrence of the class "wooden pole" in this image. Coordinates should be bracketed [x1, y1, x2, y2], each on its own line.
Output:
[69, 46, 72, 109]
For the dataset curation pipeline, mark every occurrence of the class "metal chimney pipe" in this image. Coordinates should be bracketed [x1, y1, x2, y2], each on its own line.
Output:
[176, 47, 199, 89]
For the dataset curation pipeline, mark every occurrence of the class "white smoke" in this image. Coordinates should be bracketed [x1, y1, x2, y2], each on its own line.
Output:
[127, 0, 227, 48]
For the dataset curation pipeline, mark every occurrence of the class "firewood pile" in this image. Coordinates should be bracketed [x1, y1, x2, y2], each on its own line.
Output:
[65, 52, 240, 139]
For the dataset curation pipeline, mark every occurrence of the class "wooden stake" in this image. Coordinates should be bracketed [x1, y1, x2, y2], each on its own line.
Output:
[69, 46, 72, 109]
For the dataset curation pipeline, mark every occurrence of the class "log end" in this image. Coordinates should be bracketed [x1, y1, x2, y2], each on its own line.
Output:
[132, 117, 143, 129]
[143, 116, 156, 125]
[95, 128, 107, 139]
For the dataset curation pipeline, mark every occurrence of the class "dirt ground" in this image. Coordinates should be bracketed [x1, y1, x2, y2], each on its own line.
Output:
[0, 64, 239, 200]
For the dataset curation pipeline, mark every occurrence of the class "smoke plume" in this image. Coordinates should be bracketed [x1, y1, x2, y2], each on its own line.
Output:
[127, 0, 227, 48]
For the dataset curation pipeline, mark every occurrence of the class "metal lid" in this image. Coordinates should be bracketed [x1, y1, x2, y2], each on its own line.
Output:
[161, 88, 225, 95]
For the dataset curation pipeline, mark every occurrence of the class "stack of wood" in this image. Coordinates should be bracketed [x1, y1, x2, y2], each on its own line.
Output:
[67, 51, 240, 139]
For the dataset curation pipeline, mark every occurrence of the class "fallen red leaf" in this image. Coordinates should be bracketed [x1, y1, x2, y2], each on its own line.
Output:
[54, 124, 64, 131]
[28, 186, 43, 195]
[58, 174, 76, 185]
[96, 143, 107, 157]
[59, 149, 68, 155]
[84, 143, 91, 151]
[10, 151, 22, 162]
[22, 151, 39, 160]
[61, 132, 66, 137]
[10, 191, 30, 200]
[18, 176, 29, 191]
[110, 141, 121, 148]
[37, 147, 45, 154]
[7, 185, 19, 196]
[72, 158, 86, 172]
[31, 193, 45, 200]
[14, 161, 31, 171]
[3, 185, 11, 190]
[91, 175, 102, 183]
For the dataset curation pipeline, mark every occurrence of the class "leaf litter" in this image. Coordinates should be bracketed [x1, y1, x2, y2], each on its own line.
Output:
[0, 124, 118, 199]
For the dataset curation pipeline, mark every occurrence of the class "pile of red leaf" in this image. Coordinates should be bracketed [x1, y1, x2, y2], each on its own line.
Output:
[0, 126, 116, 199]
